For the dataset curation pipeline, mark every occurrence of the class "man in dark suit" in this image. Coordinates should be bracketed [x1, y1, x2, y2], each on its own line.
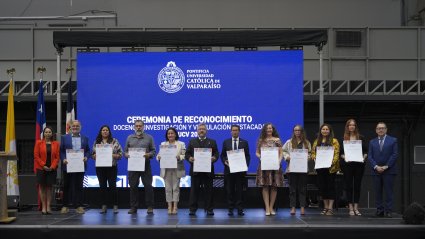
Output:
[368, 122, 398, 218]
[220, 125, 250, 216]
[185, 123, 219, 216]
[59, 120, 90, 214]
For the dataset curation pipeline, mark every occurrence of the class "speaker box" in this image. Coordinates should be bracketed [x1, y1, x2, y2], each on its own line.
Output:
[403, 202, 425, 225]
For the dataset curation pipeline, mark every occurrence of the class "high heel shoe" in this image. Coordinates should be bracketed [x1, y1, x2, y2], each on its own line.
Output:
[100, 205, 107, 214]
[172, 207, 178, 215]
[300, 207, 305, 216]
[168, 207, 172, 215]
[290, 207, 296, 216]
[270, 210, 276, 216]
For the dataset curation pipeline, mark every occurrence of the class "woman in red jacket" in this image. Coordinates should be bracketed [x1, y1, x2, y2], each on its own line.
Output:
[34, 126, 60, 214]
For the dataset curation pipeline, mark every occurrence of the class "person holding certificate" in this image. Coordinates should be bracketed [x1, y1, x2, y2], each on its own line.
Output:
[91, 125, 123, 214]
[34, 126, 60, 215]
[255, 123, 284, 216]
[124, 120, 156, 215]
[185, 123, 219, 216]
[340, 119, 368, 216]
[282, 125, 311, 216]
[59, 120, 90, 214]
[220, 125, 251, 216]
[311, 123, 340, 216]
[156, 127, 186, 215]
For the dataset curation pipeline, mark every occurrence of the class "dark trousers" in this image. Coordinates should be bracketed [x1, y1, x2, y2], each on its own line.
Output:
[189, 173, 213, 211]
[288, 173, 307, 207]
[225, 172, 245, 211]
[316, 168, 336, 200]
[63, 171, 84, 207]
[373, 174, 395, 213]
[128, 170, 154, 209]
[96, 166, 118, 206]
[344, 162, 364, 203]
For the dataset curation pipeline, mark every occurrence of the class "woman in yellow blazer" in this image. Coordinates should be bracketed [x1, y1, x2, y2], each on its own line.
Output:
[311, 123, 340, 216]
[34, 126, 60, 215]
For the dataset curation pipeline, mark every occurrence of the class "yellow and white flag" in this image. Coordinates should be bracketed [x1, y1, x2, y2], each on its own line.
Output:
[5, 79, 19, 196]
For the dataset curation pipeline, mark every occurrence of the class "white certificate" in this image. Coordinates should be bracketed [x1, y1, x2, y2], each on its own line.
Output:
[66, 149, 85, 173]
[289, 149, 308, 173]
[227, 149, 248, 173]
[95, 144, 113, 167]
[193, 148, 212, 173]
[343, 140, 363, 162]
[128, 148, 146, 172]
[260, 147, 280, 170]
[159, 145, 178, 169]
[314, 146, 334, 169]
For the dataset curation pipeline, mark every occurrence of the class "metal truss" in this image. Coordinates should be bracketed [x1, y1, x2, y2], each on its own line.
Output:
[1, 79, 424, 99]
[304, 80, 425, 96]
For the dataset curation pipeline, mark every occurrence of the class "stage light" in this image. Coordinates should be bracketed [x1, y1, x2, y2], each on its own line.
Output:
[76, 47, 100, 53]
[235, 47, 258, 51]
[166, 47, 212, 52]
[121, 47, 145, 52]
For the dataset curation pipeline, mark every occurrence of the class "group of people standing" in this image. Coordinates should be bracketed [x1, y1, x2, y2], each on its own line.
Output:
[33, 119, 398, 218]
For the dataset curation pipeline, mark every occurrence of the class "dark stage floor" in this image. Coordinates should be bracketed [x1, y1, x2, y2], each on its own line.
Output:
[1, 208, 424, 239]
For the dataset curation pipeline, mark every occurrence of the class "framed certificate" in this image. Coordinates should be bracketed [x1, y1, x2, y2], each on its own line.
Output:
[66, 149, 85, 173]
[159, 145, 178, 169]
[95, 144, 113, 167]
[289, 149, 308, 173]
[343, 140, 363, 162]
[314, 146, 334, 169]
[193, 148, 212, 173]
[128, 148, 146, 172]
[260, 147, 280, 170]
[227, 149, 248, 173]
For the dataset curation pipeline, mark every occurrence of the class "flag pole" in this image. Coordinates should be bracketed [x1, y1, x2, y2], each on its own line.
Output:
[65, 67, 75, 134]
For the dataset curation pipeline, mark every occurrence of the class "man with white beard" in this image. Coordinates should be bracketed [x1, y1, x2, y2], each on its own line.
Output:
[124, 120, 156, 214]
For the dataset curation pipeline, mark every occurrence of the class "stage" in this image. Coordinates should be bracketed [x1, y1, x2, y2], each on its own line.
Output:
[1, 208, 424, 239]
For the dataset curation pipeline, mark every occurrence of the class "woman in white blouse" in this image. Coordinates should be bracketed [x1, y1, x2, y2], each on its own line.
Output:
[156, 127, 186, 214]
[282, 125, 312, 216]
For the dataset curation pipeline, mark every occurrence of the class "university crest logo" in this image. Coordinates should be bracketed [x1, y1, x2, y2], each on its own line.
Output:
[158, 61, 185, 93]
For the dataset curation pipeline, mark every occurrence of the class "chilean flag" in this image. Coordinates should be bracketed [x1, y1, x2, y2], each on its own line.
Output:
[35, 78, 46, 141]
[35, 78, 46, 210]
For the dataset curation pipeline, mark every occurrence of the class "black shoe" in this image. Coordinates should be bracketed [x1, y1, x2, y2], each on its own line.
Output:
[128, 208, 137, 214]
[238, 210, 245, 216]
[228, 209, 234, 216]
[206, 210, 214, 216]
[375, 211, 384, 217]
[189, 210, 196, 216]
[386, 212, 392, 218]
[146, 207, 154, 215]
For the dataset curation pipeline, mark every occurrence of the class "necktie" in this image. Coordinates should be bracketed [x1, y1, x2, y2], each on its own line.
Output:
[233, 139, 237, 150]
[379, 137, 384, 151]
